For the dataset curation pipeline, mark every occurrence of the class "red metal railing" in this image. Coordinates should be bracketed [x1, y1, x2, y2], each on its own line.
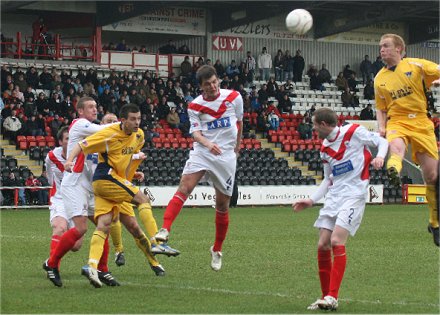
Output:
[1, 32, 96, 62]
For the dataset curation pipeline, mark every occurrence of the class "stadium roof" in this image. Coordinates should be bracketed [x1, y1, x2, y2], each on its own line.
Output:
[2, 1, 438, 44]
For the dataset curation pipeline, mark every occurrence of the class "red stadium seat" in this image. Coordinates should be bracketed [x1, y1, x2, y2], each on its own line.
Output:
[19, 141, 28, 150]
[17, 135, 26, 142]
[282, 140, 291, 152]
[152, 138, 162, 148]
[171, 140, 179, 149]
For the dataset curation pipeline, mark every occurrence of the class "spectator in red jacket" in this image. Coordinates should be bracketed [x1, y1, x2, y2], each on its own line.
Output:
[25, 173, 41, 205]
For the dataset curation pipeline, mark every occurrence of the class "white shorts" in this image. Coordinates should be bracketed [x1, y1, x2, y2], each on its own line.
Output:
[61, 177, 95, 219]
[314, 195, 366, 236]
[49, 198, 74, 229]
[183, 150, 237, 196]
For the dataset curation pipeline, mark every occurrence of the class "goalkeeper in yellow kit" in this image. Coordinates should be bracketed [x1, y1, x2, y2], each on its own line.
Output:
[374, 33, 440, 246]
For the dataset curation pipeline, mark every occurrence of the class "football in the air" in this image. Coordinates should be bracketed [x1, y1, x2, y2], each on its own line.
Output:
[285, 9, 313, 35]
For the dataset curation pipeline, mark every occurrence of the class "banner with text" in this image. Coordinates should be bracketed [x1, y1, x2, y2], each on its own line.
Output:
[217, 14, 314, 41]
[217, 14, 405, 44]
[143, 185, 383, 207]
[319, 22, 405, 45]
[212, 36, 243, 51]
[102, 6, 206, 35]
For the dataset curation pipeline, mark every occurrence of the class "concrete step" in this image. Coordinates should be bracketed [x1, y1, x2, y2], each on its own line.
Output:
[28, 165, 44, 174]
[251, 131, 322, 184]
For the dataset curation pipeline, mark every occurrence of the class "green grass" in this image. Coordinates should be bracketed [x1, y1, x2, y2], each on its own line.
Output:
[1, 205, 439, 314]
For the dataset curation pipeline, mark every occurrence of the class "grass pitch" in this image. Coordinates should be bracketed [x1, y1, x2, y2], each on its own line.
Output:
[1, 204, 439, 314]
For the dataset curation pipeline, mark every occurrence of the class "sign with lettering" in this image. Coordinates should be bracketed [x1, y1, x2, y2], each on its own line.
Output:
[212, 36, 243, 51]
[217, 13, 405, 44]
[217, 14, 313, 41]
[422, 41, 440, 49]
[102, 6, 206, 35]
[142, 185, 383, 206]
[319, 22, 405, 44]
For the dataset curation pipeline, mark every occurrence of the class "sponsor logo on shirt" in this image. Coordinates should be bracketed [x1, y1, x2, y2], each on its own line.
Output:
[81, 140, 88, 146]
[122, 147, 134, 155]
[192, 122, 199, 128]
[86, 153, 98, 164]
[332, 160, 354, 176]
[207, 117, 231, 130]
[404, 71, 412, 78]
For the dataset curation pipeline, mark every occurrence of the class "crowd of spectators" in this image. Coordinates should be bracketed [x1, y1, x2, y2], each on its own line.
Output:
[1, 170, 49, 206]
[1, 45, 395, 148]
[1, 44, 412, 206]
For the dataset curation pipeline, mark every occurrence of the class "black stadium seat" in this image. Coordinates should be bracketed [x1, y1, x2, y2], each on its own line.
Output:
[1, 167, 11, 177]
[7, 158, 18, 169]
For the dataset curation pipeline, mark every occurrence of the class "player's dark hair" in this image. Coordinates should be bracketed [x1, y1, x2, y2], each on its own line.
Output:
[119, 103, 140, 119]
[313, 108, 338, 127]
[56, 126, 69, 142]
[77, 96, 95, 110]
[196, 65, 217, 84]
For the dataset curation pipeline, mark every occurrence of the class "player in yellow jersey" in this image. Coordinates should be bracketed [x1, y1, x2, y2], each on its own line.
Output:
[374, 33, 440, 246]
[98, 113, 180, 267]
[65, 104, 177, 287]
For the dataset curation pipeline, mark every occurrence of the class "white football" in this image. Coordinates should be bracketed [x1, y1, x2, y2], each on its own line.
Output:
[285, 9, 313, 35]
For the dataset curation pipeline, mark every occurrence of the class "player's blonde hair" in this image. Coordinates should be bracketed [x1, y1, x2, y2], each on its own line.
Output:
[313, 108, 338, 127]
[101, 113, 118, 124]
[77, 96, 96, 110]
[381, 33, 406, 57]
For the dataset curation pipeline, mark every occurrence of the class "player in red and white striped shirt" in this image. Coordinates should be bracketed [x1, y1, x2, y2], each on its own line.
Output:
[45, 127, 84, 266]
[155, 65, 243, 271]
[293, 108, 388, 311]
[43, 97, 116, 287]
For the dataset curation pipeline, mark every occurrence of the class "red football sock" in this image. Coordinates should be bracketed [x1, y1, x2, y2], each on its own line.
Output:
[163, 191, 187, 231]
[48, 227, 82, 268]
[50, 235, 61, 269]
[328, 245, 347, 299]
[318, 249, 332, 298]
[50, 235, 61, 257]
[213, 210, 229, 252]
[97, 236, 109, 273]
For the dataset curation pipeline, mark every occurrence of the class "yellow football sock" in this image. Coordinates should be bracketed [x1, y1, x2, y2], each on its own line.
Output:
[426, 185, 439, 228]
[386, 153, 403, 173]
[134, 233, 160, 267]
[88, 230, 107, 269]
[110, 220, 124, 253]
[138, 203, 158, 245]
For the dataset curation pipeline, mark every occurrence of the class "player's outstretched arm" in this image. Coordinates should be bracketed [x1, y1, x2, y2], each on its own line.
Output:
[369, 132, 389, 170]
[64, 143, 83, 172]
[292, 199, 313, 212]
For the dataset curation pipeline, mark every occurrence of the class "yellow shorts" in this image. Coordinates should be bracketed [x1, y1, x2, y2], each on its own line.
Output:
[387, 116, 439, 164]
[92, 173, 139, 219]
